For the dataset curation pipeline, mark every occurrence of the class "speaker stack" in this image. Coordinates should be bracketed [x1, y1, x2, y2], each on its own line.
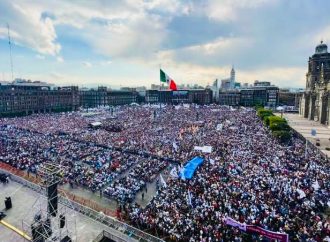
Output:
[59, 214, 66, 229]
[4, 197, 12, 210]
[60, 236, 72, 242]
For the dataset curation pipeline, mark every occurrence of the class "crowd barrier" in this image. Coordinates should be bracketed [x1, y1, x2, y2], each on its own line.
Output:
[0, 163, 164, 242]
[68, 137, 180, 165]
[291, 128, 329, 160]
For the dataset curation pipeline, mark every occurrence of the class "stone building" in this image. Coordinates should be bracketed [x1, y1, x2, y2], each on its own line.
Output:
[299, 41, 330, 124]
[218, 81, 279, 107]
[79, 87, 138, 107]
[145, 89, 212, 104]
[0, 83, 79, 117]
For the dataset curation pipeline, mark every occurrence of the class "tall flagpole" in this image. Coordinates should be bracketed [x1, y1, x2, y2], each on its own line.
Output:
[7, 23, 14, 82]
[159, 64, 161, 110]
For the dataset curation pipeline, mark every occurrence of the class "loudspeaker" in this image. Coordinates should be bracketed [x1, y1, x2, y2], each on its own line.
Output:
[60, 236, 72, 242]
[5, 197, 12, 209]
[31, 222, 45, 242]
[44, 218, 52, 237]
[0, 211, 6, 220]
[47, 183, 58, 217]
[59, 214, 65, 228]
[31, 219, 52, 242]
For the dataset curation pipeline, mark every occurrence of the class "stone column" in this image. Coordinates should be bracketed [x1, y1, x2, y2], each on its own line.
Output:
[308, 94, 316, 120]
[303, 93, 310, 118]
[320, 92, 328, 124]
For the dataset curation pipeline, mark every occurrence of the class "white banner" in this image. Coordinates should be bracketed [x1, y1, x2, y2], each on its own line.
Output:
[173, 142, 178, 151]
[203, 146, 212, 153]
[160, 174, 167, 188]
[169, 167, 178, 178]
[194, 146, 204, 151]
[216, 124, 223, 131]
[194, 146, 212, 153]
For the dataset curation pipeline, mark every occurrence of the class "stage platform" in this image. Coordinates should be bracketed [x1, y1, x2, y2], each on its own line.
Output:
[0, 180, 137, 242]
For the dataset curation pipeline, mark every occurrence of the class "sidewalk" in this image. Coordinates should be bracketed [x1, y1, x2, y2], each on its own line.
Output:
[282, 113, 330, 157]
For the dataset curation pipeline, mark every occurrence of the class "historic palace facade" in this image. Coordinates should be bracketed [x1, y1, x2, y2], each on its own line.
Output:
[299, 41, 330, 124]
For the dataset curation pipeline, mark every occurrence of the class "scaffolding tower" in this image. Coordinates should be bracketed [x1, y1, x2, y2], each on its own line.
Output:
[21, 162, 77, 242]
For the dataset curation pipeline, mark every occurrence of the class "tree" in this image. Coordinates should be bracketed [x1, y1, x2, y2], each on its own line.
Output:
[272, 130, 291, 143]
[270, 122, 290, 131]
[257, 108, 273, 120]
[268, 116, 287, 127]
[263, 115, 271, 126]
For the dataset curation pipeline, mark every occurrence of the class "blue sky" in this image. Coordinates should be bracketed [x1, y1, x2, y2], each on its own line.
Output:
[0, 0, 330, 88]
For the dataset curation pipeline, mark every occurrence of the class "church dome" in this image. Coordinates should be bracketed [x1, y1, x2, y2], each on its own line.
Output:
[315, 41, 328, 54]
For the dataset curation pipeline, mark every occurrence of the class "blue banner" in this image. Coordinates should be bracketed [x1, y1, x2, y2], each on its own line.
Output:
[179, 157, 204, 180]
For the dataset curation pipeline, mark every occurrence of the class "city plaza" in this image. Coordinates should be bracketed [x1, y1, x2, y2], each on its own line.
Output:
[0, 105, 329, 241]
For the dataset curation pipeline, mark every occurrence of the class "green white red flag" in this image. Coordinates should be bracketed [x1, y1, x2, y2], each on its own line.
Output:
[160, 69, 177, 91]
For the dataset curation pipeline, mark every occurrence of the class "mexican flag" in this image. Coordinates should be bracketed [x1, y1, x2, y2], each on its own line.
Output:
[160, 69, 177, 91]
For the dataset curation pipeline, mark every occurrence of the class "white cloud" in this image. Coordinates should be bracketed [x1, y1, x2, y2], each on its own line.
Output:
[206, 0, 277, 22]
[100, 60, 112, 66]
[238, 66, 306, 87]
[0, 0, 180, 60]
[56, 56, 64, 62]
[82, 61, 92, 68]
[82, 13, 168, 59]
[0, 0, 310, 88]
[141, 0, 191, 15]
[181, 37, 253, 55]
[36, 54, 45, 59]
[0, 1, 61, 55]
[157, 63, 306, 88]
[151, 36, 254, 69]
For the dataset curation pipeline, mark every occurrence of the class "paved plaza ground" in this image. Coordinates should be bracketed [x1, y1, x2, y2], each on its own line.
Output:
[0, 180, 137, 242]
[282, 113, 330, 157]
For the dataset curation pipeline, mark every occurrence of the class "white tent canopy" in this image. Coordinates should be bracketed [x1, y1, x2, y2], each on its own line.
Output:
[90, 121, 102, 127]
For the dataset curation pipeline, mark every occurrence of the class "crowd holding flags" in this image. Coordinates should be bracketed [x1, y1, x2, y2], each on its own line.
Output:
[172, 142, 178, 151]
[187, 190, 193, 206]
[160, 174, 167, 188]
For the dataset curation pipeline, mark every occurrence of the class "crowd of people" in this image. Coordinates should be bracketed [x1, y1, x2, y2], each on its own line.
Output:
[0, 105, 329, 241]
[127, 107, 330, 241]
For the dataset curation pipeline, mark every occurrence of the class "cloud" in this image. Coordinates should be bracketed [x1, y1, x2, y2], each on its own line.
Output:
[162, 63, 306, 88]
[141, 0, 192, 15]
[75, 9, 170, 59]
[36, 54, 45, 59]
[49, 72, 64, 79]
[238, 66, 306, 87]
[56, 56, 64, 62]
[82, 61, 92, 68]
[0, 0, 183, 59]
[0, 0, 326, 88]
[0, 1, 61, 55]
[206, 0, 277, 22]
[153, 36, 254, 69]
[100, 60, 112, 66]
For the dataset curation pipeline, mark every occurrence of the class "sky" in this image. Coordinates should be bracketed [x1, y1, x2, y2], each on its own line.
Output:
[0, 0, 330, 88]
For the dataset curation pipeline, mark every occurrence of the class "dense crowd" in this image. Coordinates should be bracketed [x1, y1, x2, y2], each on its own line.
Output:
[0, 105, 329, 241]
[127, 107, 330, 241]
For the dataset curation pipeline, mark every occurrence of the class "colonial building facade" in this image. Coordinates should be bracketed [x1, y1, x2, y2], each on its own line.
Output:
[145, 89, 212, 104]
[218, 81, 279, 107]
[0, 83, 79, 117]
[299, 41, 330, 124]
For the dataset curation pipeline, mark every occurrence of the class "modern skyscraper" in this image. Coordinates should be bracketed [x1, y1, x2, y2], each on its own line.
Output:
[221, 66, 236, 90]
[230, 66, 235, 89]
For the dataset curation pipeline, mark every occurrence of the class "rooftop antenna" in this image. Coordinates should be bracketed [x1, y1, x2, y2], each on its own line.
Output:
[7, 23, 14, 82]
